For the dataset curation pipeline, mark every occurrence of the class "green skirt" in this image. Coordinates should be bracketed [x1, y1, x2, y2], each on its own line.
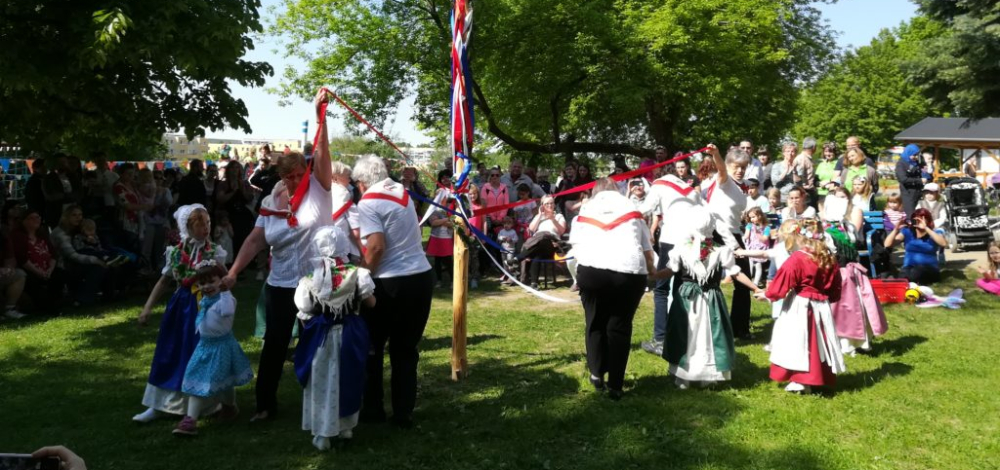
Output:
[664, 281, 736, 380]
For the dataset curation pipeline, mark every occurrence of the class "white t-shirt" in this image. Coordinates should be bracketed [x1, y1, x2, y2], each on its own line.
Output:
[197, 291, 237, 337]
[570, 191, 653, 275]
[358, 178, 432, 279]
[780, 205, 817, 221]
[531, 213, 566, 237]
[256, 174, 334, 288]
[97, 169, 120, 207]
[641, 174, 701, 246]
[703, 175, 748, 237]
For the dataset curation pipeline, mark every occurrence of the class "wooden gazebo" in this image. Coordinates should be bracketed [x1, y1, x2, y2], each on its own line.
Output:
[895, 117, 1000, 185]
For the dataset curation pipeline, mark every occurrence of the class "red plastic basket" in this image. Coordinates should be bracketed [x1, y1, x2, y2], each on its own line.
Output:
[870, 279, 909, 304]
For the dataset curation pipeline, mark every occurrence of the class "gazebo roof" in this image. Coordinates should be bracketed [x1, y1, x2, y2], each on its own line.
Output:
[895, 118, 1000, 147]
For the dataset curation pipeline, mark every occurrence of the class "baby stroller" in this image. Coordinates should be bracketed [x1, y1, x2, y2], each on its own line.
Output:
[943, 177, 992, 252]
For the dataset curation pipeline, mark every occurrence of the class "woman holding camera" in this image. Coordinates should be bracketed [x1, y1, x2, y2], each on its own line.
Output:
[884, 208, 946, 285]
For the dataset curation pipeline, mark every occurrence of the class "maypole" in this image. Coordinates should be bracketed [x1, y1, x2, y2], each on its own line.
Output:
[450, 0, 474, 381]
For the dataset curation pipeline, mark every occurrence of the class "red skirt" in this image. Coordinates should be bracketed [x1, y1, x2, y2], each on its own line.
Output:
[425, 235, 454, 258]
[769, 311, 837, 387]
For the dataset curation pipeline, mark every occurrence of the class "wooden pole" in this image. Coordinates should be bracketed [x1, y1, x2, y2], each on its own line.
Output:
[451, 225, 470, 381]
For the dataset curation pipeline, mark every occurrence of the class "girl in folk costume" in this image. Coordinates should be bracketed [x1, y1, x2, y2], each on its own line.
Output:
[135, 204, 229, 422]
[293, 226, 375, 451]
[425, 171, 456, 288]
[653, 208, 762, 389]
[761, 218, 845, 394]
[832, 262, 888, 357]
[174, 261, 254, 436]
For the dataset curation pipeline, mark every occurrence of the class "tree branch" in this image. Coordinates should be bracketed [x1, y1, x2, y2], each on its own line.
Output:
[472, 79, 652, 158]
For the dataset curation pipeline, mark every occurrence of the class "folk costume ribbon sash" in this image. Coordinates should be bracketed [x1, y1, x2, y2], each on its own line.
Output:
[653, 179, 696, 197]
[576, 211, 644, 231]
[332, 200, 353, 222]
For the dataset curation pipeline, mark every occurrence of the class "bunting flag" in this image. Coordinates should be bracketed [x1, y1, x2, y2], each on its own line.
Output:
[451, 0, 474, 193]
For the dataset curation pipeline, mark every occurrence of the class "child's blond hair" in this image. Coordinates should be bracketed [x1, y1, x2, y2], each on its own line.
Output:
[784, 218, 836, 270]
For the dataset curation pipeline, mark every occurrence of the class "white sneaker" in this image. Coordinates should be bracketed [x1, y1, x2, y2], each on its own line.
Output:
[784, 382, 811, 394]
[674, 378, 690, 390]
[3, 310, 27, 319]
[339, 429, 353, 439]
[132, 408, 161, 423]
[312, 436, 331, 451]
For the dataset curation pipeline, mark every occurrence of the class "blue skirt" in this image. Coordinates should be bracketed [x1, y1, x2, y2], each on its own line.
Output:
[147, 286, 200, 391]
[182, 333, 254, 397]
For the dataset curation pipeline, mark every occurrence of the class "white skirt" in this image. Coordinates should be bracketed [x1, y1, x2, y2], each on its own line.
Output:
[302, 325, 358, 438]
[141, 384, 221, 415]
[769, 295, 846, 375]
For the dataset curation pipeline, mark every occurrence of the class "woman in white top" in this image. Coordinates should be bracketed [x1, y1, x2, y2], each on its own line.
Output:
[222, 89, 334, 422]
[353, 155, 434, 427]
[780, 186, 817, 221]
[518, 195, 566, 288]
[570, 178, 655, 399]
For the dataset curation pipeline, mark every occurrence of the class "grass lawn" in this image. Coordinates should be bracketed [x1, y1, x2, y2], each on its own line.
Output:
[1, 269, 998, 470]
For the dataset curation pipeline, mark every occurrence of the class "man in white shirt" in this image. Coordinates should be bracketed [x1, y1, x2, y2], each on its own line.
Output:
[353, 156, 434, 428]
[638, 163, 702, 356]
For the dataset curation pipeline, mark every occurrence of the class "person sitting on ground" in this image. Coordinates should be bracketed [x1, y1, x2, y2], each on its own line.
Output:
[976, 241, 1000, 296]
[884, 208, 946, 285]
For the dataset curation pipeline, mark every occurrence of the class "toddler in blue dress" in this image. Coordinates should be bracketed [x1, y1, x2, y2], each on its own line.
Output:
[173, 261, 254, 436]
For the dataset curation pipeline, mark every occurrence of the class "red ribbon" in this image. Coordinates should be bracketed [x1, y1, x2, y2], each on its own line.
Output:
[473, 147, 710, 218]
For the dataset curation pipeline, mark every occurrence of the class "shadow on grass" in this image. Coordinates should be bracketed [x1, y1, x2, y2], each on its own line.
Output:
[421, 334, 504, 352]
[836, 362, 915, 393]
[869, 335, 928, 358]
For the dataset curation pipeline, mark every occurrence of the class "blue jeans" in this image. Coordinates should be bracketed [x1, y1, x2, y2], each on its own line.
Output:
[652, 242, 677, 342]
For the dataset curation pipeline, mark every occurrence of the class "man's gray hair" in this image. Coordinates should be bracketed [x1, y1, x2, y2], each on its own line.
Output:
[352, 155, 388, 187]
[331, 160, 352, 177]
[725, 148, 751, 167]
[802, 137, 817, 150]
[782, 140, 798, 150]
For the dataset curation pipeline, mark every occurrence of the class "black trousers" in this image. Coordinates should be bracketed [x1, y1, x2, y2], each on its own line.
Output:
[901, 264, 940, 285]
[730, 235, 752, 338]
[362, 269, 435, 419]
[578, 265, 646, 392]
[255, 284, 297, 414]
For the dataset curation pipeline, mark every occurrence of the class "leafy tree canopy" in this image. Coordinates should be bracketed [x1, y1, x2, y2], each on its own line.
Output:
[0, 0, 273, 156]
[904, 0, 1000, 119]
[270, 0, 835, 159]
[793, 16, 948, 152]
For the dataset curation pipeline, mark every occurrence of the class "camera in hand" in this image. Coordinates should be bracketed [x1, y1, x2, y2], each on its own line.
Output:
[0, 455, 60, 470]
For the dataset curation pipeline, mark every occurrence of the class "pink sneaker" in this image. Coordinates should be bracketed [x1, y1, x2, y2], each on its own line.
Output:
[172, 416, 198, 436]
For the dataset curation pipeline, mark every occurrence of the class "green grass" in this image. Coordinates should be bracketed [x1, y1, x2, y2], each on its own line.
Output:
[1, 270, 998, 470]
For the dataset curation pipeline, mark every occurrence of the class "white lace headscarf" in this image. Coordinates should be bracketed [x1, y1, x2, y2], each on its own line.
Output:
[308, 225, 356, 309]
[675, 205, 723, 285]
[174, 204, 207, 241]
